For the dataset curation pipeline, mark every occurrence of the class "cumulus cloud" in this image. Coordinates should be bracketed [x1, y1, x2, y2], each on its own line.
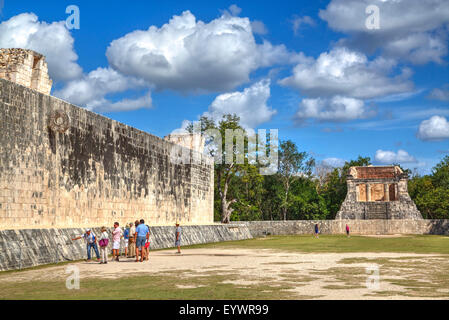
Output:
[375, 150, 417, 164]
[106, 10, 296, 93]
[280, 47, 413, 99]
[54, 67, 150, 112]
[0, 13, 82, 81]
[203, 79, 275, 128]
[319, 0, 449, 64]
[417, 115, 449, 141]
[428, 84, 449, 101]
[294, 96, 375, 123]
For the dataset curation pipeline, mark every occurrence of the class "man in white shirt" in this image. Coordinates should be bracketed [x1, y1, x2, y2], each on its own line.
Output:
[72, 229, 100, 262]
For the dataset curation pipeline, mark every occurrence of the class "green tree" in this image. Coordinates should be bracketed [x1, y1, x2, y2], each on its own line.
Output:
[277, 140, 315, 221]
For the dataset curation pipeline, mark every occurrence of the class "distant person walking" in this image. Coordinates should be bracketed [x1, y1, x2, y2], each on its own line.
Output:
[175, 222, 182, 254]
[72, 229, 100, 262]
[112, 222, 122, 262]
[314, 224, 319, 238]
[346, 224, 350, 238]
[135, 219, 149, 262]
[128, 221, 138, 258]
[99, 227, 109, 264]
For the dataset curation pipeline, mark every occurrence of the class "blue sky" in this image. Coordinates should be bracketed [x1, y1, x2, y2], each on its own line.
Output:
[1, 0, 448, 174]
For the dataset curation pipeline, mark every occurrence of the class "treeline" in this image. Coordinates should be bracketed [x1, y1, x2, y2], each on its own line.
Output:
[190, 115, 449, 222]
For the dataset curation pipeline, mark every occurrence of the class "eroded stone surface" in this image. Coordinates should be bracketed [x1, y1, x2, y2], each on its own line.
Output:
[0, 48, 52, 95]
[336, 166, 422, 220]
[0, 77, 214, 229]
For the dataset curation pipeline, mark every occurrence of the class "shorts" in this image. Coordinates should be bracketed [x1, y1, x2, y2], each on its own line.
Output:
[136, 236, 146, 248]
[112, 240, 120, 250]
[124, 239, 129, 247]
[175, 240, 181, 247]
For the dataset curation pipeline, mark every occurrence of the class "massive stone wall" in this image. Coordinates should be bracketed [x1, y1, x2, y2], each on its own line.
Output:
[0, 78, 214, 229]
[0, 224, 253, 271]
[232, 220, 449, 237]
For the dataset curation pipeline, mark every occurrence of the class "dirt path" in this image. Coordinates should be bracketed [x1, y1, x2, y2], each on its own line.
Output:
[0, 248, 445, 299]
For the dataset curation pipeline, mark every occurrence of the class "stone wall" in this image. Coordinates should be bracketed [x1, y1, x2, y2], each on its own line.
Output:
[232, 220, 449, 237]
[0, 224, 253, 271]
[0, 78, 214, 229]
[0, 49, 52, 95]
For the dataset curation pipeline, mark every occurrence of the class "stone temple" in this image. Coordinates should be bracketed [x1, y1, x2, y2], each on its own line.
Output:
[0, 48, 52, 95]
[336, 166, 422, 220]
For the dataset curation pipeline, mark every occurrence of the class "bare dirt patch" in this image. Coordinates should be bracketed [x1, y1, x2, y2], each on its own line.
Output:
[1, 248, 446, 299]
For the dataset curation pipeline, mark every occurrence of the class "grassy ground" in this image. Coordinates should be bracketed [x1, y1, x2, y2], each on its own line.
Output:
[0, 273, 298, 300]
[1, 235, 449, 300]
[186, 234, 449, 254]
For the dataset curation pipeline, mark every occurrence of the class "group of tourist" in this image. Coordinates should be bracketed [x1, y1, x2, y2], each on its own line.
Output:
[72, 221, 182, 264]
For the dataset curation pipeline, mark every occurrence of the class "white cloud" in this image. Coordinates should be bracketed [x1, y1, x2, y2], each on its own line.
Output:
[203, 79, 275, 128]
[106, 10, 296, 93]
[375, 150, 417, 164]
[294, 96, 375, 123]
[319, 0, 449, 64]
[54, 67, 150, 112]
[428, 84, 449, 101]
[0, 13, 82, 81]
[280, 47, 413, 99]
[87, 92, 152, 113]
[417, 115, 449, 141]
[292, 16, 315, 35]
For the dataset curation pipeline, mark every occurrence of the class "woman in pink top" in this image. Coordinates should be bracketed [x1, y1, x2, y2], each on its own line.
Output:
[112, 222, 122, 262]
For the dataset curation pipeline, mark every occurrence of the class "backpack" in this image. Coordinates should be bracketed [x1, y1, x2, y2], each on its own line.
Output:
[99, 238, 109, 247]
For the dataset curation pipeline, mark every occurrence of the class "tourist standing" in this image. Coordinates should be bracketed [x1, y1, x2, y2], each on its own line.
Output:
[72, 229, 100, 262]
[144, 224, 151, 261]
[128, 221, 138, 258]
[175, 222, 182, 254]
[99, 227, 109, 264]
[346, 224, 350, 238]
[314, 224, 319, 238]
[123, 224, 130, 257]
[135, 219, 149, 262]
[112, 222, 122, 262]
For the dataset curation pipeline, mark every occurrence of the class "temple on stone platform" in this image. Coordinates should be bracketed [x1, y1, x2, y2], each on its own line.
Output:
[336, 166, 422, 220]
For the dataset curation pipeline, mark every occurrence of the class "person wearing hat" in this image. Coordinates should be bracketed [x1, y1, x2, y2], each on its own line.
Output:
[72, 229, 100, 262]
[175, 222, 182, 254]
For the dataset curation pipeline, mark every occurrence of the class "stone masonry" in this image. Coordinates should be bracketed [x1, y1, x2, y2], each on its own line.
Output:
[0, 48, 52, 95]
[0, 49, 214, 229]
[336, 166, 422, 220]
